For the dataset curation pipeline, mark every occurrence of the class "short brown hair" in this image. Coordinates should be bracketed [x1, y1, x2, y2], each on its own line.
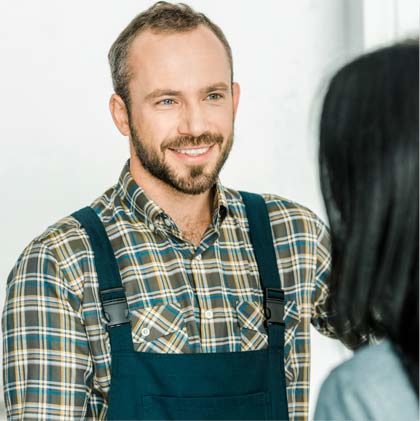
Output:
[108, 1, 233, 106]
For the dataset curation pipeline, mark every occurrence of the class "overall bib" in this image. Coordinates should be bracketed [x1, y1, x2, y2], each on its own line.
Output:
[73, 192, 289, 420]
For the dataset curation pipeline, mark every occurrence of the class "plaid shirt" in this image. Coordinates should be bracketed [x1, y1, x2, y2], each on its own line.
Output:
[3, 162, 334, 421]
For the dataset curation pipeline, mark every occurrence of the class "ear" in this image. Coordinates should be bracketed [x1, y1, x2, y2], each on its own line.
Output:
[231, 82, 240, 120]
[109, 94, 130, 136]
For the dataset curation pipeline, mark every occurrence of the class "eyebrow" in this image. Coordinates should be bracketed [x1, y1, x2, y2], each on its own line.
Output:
[201, 83, 230, 94]
[144, 82, 230, 101]
[144, 89, 182, 101]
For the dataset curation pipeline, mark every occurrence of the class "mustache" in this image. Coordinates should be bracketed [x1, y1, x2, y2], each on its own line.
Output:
[161, 133, 224, 152]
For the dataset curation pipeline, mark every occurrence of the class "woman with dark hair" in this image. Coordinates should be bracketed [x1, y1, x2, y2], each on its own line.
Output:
[314, 41, 419, 420]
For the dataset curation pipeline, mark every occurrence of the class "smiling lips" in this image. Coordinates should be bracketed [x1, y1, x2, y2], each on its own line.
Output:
[169, 144, 215, 157]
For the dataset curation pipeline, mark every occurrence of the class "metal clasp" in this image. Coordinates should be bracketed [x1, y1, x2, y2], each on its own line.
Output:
[264, 288, 285, 327]
[100, 287, 130, 329]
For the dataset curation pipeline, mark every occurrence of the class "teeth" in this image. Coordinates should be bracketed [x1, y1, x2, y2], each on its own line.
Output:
[175, 147, 210, 156]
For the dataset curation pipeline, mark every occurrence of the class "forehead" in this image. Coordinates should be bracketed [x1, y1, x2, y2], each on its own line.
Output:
[127, 26, 231, 93]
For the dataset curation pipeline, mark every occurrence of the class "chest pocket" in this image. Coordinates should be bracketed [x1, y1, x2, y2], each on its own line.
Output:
[236, 301, 268, 351]
[130, 302, 190, 354]
[283, 300, 301, 384]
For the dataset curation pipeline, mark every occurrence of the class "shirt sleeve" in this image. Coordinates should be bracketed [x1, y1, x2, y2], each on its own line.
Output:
[311, 218, 336, 338]
[2, 240, 93, 420]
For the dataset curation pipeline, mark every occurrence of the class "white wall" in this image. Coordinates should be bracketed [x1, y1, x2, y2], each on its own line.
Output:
[0, 0, 417, 418]
[362, 0, 419, 49]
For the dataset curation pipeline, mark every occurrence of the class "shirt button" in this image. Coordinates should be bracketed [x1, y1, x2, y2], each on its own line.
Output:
[204, 310, 213, 319]
[164, 218, 172, 227]
[141, 327, 150, 337]
[148, 223, 155, 232]
[195, 254, 202, 260]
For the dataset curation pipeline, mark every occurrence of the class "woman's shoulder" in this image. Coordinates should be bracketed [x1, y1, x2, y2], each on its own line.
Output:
[314, 340, 418, 420]
[333, 340, 403, 380]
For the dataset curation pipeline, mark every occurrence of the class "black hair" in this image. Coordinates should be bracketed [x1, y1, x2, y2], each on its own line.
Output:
[319, 40, 419, 393]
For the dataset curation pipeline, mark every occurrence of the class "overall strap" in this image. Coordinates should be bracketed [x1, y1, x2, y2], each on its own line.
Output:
[72, 207, 133, 352]
[240, 192, 289, 420]
[239, 192, 285, 347]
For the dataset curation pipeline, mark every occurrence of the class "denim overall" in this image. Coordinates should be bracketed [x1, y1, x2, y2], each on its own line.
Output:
[73, 192, 289, 420]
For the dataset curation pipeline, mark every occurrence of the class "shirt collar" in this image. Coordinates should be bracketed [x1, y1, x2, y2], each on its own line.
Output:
[212, 179, 229, 228]
[116, 161, 229, 230]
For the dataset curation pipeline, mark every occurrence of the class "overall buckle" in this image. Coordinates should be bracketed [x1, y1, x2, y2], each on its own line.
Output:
[100, 287, 130, 329]
[264, 288, 285, 327]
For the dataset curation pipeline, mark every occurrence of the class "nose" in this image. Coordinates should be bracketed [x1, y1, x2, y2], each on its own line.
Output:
[177, 102, 209, 138]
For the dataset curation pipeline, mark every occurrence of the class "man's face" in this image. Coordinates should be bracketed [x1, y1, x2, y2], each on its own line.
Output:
[123, 26, 239, 195]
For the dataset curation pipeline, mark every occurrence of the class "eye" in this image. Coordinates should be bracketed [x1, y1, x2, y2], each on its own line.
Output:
[157, 98, 175, 106]
[206, 93, 223, 101]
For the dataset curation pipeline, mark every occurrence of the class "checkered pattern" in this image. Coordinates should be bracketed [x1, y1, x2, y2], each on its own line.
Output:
[2, 162, 334, 420]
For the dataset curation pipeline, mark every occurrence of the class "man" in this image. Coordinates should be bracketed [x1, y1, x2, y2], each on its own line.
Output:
[2, 2, 334, 420]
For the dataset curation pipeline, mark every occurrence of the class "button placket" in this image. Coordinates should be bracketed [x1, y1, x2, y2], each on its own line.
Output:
[204, 310, 213, 319]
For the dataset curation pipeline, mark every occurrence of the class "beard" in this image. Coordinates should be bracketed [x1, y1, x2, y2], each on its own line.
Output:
[128, 119, 233, 195]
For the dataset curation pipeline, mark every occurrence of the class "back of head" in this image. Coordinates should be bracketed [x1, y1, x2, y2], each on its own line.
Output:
[319, 41, 419, 391]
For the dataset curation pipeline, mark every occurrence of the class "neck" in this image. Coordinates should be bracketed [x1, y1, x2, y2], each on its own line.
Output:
[129, 157, 214, 243]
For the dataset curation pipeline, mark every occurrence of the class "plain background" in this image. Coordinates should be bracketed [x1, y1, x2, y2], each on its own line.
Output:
[0, 0, 417, 418]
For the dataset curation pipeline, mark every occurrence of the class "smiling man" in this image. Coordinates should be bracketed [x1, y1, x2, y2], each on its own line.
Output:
[3, 3, 334, 421]
[109, 21, 238, 246]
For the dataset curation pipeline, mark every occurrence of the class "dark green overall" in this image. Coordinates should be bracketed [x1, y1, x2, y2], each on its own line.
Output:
[73, 192, 289, 420]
